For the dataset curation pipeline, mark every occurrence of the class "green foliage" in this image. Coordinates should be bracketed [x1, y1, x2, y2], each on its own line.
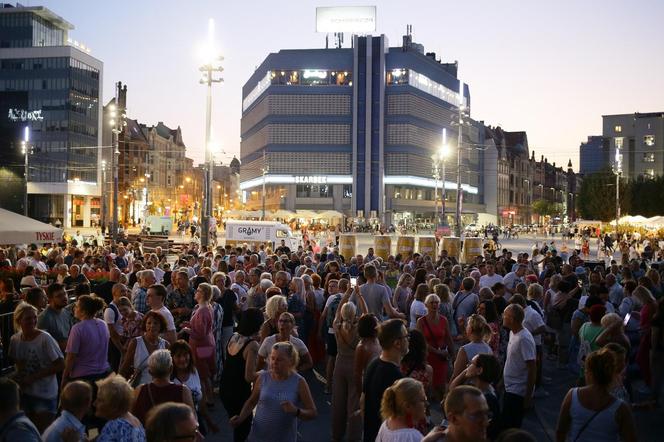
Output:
[578, 169, 620, 221]
[578, 169, 664, 220]
[531, 199, 563, 218]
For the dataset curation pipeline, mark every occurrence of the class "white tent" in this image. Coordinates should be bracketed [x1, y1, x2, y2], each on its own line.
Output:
[0, 208, 63, 244]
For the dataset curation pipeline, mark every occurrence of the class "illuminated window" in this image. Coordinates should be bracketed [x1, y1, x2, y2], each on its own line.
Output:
[614, 125, 622, 133]
[645, 169, 655, 179]
[615, 137, 624, 150]
[396, 69, 467, 108]
[386, 69, 408, 85]
[644, 135, 655, 146]
[643, 152, 655, 163]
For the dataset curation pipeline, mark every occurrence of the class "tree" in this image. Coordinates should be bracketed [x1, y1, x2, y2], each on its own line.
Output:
[577, 169, 630, 221]
[532, 199, 563, 219]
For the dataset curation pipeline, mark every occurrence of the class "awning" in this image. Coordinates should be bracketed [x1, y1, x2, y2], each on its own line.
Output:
[0, 208, 63, 244]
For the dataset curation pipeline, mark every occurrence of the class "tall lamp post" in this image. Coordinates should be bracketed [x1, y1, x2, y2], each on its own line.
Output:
[20, 126, 31, 216]
[453, 79, 469, 237]
[198, 18, 223, 248]
[108, 84, 126, 242]
[432, 128, 450, 227]
[614, 144, 622, 234]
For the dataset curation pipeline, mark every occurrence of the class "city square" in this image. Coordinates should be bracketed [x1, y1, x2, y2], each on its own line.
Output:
[1, 1, 664, 441]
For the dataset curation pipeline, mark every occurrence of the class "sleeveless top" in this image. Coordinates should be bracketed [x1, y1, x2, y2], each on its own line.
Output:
[248, 370, 302, 442]
[220, 336, 254, 400]
[133, 383, 186, 424]
[134, 336, 167, 386]
[173, 370, 202, 409]
[461, 341, 493, 363]
[569, 388, 622, 442]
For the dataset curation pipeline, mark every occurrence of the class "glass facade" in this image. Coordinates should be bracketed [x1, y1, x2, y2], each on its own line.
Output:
[0, 12, 66, 48]
[0, 55, 100, 183]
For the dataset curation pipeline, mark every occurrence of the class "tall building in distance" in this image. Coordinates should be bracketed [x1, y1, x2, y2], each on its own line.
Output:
[579, 135, 608, 175]
[602, 112, 664, 180]
[240, 32, 494, 227]
[0, 3, 103, 227]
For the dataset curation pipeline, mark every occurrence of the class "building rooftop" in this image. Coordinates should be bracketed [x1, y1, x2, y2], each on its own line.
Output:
[0, 3, 74, 30]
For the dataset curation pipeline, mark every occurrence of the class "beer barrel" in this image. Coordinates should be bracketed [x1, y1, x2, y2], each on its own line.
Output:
[463, 237, 483, 264]
[441, 236, 461, 260]
[418, 236, 438, 259]
[396, 236, 415, 261]
[339, 235, 356, 261]
[374, 235, 392, 260]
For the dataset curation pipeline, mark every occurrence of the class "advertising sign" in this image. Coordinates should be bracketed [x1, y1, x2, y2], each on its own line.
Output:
[316, 6, 377, 33]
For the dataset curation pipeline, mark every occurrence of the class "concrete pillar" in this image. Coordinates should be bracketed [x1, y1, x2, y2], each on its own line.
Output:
[333, 184, 343, 211]
[64, 195, 72, 229]
[83, 196, 91, 227]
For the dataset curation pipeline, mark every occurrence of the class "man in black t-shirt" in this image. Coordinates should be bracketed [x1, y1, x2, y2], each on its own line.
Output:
[362, 318, 409, 442]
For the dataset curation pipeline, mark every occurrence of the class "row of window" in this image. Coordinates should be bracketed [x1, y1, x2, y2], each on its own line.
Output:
[270, 69, 352, 87]
[386, 69, 467, 109]
[295, 184, 352, 198]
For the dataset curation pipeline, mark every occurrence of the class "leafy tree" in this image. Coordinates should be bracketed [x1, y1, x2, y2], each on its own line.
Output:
[577, 169, 626, 221]
[532, 199, 563, 219]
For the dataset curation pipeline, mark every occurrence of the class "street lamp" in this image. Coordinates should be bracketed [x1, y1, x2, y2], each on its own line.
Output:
[198, 18, 224, 248]
[432, 129, 450, 226]
[20, 126, 31, 216]
[108, 87, 126, 242]
[452, 79, 470, 237]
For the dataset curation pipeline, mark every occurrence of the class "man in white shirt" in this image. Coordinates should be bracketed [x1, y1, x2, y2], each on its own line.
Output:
[502, 264, 526, 298]
[147, 284, 177, 344]
[502, 303, 536, 429]
[479, 263, 504, 289]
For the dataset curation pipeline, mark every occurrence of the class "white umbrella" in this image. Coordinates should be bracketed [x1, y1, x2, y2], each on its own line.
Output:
[0, 208, 63, 244]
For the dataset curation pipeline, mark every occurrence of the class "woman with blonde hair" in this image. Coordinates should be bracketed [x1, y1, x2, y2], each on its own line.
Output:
[393, 273, 413, 315]
[230, 342, 317, 442]
[416, 293, 454, 402]
[451, 314, 493, 379]
[9, 302, 64, 431]
[331, 286, 367, 442]
[95, 374, 145, 440]
[434, 284, 456, 337]
[260, 295, 288, 342]
[376, 378, 428, 441]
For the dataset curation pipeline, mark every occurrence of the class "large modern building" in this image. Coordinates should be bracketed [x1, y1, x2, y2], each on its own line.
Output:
[0, 3, 103, 227]
[603, 112, 664, 180]
[240, 33, 496, 228]
[579, 135, 608, 175]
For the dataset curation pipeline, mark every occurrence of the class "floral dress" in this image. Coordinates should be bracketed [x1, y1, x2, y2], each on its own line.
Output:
[97, 417, 145, 442]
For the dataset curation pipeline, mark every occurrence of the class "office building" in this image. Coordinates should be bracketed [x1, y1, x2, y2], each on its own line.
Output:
[579, 135, 608, 175]
[240, 33, 493, 228]
[0, 3, 103, 227]
[602, 112, 664, 180]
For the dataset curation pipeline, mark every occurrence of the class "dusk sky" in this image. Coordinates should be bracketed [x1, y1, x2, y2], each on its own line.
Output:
[36, 0, 664, 170]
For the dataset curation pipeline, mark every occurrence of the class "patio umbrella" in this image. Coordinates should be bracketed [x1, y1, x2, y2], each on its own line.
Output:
[0, 208, 63, 244]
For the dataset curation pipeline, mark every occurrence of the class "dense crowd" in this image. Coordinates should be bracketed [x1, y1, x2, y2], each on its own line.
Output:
[0, 231, 662, 442]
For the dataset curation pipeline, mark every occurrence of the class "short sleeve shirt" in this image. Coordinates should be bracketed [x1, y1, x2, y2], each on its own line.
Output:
[504, 327, 536, 397]
[258, 335, 309, 361]
[37, 306, 72, 344]
[154, 306, 176, 332]
[523, 306, 545, 345]
[9, 331, 63, 399]
[352, 282, 390, 320]
[65, 319, 110, 378]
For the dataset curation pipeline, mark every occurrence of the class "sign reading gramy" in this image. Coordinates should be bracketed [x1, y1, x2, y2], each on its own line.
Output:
[316, 6, 377, 33]
[8, 108, 44, 122]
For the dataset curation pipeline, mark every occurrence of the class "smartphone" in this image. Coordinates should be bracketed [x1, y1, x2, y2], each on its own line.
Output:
[623, 312, 631, 326]
[350, 277, 357, 288]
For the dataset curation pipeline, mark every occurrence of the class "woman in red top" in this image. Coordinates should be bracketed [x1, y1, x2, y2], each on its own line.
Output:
[416, 293, 455, 401]
[182, 282, 216, 402]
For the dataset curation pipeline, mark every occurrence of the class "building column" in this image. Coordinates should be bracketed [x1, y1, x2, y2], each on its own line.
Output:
[64, 195, 72, 229]
[83, 196, 91, 227]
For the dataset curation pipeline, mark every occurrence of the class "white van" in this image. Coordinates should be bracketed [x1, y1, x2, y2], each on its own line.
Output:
[223, 220, 299, 250]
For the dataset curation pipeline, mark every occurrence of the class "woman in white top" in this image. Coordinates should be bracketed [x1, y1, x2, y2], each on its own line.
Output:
[119, 311, 168, 386]
[170, 339, 219, 434]
[410, 284, 429, 329]
[376, 378, 427, 442]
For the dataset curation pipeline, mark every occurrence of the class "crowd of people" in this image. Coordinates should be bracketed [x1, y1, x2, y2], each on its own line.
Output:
[0, 231, 662, 441]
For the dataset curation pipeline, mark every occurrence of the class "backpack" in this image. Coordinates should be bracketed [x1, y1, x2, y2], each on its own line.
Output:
[326, 294, 342, 329]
